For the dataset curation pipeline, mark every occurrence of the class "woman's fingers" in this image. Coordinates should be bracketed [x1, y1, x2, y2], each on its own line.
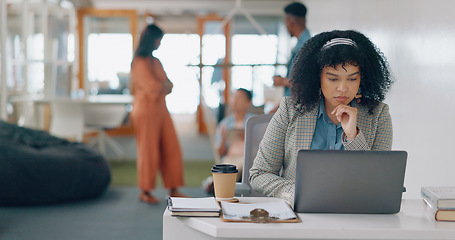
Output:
[331, 104, 357, 117]
[331, 104, 358, 140]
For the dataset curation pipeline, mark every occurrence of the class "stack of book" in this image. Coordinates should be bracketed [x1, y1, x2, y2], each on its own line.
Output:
[421, 186, 455, 222]
[167, 197, 221, 217]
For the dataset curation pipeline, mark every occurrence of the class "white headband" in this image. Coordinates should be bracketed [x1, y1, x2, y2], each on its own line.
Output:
[321, 38, 357, 51]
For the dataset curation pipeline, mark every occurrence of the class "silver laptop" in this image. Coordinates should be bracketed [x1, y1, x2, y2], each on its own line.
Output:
[294, 150, 407, 214]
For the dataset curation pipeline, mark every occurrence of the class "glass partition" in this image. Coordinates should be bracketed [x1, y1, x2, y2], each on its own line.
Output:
[87, 32, 132, 94]
[1, 0, 76, 125]
[85, 16, 133, 95]
[7, 9, 23, 92]
[78, 10, 137, 98]
[48, 13, 72, 97]
[201, 26, 225, 108]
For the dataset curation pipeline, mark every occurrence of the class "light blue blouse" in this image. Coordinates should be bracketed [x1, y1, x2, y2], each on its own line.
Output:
[310, 98, 346, 150]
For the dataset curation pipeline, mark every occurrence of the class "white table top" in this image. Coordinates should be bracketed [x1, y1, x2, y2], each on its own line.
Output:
[163, 198, 455, 240]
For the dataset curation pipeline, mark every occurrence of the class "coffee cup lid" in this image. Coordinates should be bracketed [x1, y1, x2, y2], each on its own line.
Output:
[211, 164, 238, 173]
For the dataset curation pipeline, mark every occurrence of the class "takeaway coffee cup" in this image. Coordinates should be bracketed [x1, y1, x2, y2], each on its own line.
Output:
[211, 164, 238, 201]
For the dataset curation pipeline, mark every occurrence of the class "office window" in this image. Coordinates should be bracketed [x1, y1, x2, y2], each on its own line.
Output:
[231, 34, 278, 106]
[87, 33, 133, 92]
[154, 34, 201, 114]
[200, 32, 226, 109]
[82, 14, 134, 96]
[25, 33, 44, 94]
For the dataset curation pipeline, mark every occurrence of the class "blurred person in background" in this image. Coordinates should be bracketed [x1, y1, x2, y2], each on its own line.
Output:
[215, 88, 255, 179]
[131, 24, 186, 204]
[272, 2, 311, 108]
[203, 88, 255, 194]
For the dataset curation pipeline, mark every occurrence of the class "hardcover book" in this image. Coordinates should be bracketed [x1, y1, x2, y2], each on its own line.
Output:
[421, 186, 455, 209]
[427, 208, 455, 222]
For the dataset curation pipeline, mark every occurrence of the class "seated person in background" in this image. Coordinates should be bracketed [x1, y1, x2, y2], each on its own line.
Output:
[249, 30, 394, 204]
[216, 88, 255, 181]
[203, 88, 255, 194]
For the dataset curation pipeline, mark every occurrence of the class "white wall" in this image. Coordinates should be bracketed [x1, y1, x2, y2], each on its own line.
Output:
[304, 0, 455, 198]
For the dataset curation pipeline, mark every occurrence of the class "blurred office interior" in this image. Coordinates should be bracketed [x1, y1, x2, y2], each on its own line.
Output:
[2, 1, 455, 239]
[1, 0, 455, 199]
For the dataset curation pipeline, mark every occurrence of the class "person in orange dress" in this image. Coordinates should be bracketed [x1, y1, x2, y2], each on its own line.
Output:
[130, 24, 186, 204]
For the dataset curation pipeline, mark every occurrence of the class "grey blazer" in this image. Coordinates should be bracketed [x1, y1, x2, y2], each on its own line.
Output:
[249, 97, 393, 204]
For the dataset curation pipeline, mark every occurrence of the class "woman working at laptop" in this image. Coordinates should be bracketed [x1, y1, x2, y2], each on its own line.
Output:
[249, 30, 393, 204]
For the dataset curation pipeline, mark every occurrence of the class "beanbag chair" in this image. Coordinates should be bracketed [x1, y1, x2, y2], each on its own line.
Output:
[0, 121, 111, 206]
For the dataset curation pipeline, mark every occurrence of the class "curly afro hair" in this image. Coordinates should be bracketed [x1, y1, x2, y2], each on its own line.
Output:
[289, 30, 393, 114]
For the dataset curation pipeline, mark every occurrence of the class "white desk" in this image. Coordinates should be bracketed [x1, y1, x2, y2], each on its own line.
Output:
[163, 198, 455, 240]
[34, 94, 133, 141]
